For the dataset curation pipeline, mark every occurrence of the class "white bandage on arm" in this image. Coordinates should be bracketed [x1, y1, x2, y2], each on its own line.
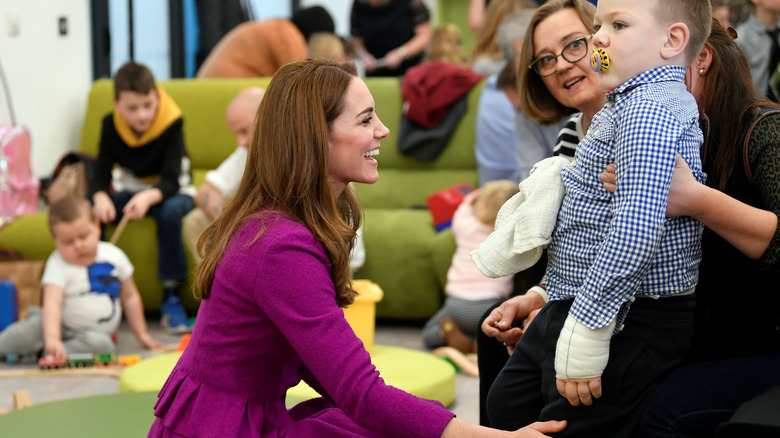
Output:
[528, 285, 549, 303]
[554, 313, 616, 379]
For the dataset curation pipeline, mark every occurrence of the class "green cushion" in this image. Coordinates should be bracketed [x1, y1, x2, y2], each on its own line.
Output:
[0, 392, 158, 438]
[119, 345, 456, 408]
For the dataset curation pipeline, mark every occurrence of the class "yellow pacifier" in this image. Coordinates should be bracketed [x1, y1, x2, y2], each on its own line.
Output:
[591, 48, 610, 72]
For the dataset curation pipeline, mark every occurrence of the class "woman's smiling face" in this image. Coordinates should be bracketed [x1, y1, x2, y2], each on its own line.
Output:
[327, 77, 389, 195]
[533, 8, 604, 116]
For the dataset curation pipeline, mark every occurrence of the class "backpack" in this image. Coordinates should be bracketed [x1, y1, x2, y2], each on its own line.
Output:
[0, 58, 39, 223]
[0, 124, 39, 222]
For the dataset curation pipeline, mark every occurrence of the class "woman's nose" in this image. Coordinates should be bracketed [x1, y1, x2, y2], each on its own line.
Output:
[376, 119, 390, 139]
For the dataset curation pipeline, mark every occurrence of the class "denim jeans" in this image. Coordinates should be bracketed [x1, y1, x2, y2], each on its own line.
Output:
[110, 191, 195, 283]
[636, 354, 780, 438]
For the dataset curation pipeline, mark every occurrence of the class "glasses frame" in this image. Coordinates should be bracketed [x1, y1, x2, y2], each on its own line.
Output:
[528, 36, 590, 77]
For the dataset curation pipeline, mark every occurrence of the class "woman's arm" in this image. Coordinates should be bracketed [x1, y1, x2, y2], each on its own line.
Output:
[442, 418, 566, 437]
[599, 155, 778, 260]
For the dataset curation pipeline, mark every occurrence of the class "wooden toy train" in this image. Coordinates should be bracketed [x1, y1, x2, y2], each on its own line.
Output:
[37, 352, 141, 369]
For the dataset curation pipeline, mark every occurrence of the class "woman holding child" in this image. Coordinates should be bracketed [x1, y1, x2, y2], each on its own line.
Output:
[148, 58, 566, 437]
[478, 0, 780, 436]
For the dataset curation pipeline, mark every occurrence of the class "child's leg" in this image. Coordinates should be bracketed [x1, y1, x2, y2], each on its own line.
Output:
[61, 326, 115, 355]
[0, 307, 45, 356]
[535, 295, 696, 438]
[421, 304, 451, 349]
[148, 193, 195, 285]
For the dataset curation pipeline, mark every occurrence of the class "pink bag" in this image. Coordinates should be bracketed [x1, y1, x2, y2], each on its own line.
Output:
[0, 124, 39, 221]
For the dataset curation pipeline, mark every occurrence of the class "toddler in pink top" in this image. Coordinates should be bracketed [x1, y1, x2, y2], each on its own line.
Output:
[422, 180, 519, 353]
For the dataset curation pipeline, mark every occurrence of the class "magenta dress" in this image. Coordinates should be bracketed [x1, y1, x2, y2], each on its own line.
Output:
[148, 214, 454, 437]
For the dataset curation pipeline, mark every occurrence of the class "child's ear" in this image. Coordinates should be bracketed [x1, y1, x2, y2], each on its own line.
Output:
[661, 22, 690, 61]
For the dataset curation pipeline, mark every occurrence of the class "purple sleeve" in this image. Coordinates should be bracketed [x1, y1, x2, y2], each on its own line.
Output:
[254, 221, 454, 437]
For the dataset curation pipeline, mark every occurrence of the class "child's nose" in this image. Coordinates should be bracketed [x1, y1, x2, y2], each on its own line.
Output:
[592, 31, 606, 48]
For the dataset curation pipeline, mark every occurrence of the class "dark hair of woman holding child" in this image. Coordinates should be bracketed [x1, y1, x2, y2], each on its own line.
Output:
[147, 58, 566, 437]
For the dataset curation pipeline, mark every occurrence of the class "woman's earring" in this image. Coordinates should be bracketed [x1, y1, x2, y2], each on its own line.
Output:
[699, 69, 705, 74]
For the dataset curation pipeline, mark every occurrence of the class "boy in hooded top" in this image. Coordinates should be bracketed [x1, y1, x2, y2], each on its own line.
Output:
[91, 61, 195, 334]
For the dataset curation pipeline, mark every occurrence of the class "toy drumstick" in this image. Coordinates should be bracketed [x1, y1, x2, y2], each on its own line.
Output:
[109, 215, 131, 245]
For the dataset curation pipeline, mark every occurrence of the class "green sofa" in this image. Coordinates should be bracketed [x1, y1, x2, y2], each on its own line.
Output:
[0, 76, 485, 320]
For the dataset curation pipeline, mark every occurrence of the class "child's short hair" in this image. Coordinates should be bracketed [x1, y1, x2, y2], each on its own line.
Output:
[425, 24, 465, 64]
[48, 195, 95, 233]
[308, 33, 345, 61]
[656, 0, 712, 64]
[113, 61, 156, 100]
[476, 180, 520, 226]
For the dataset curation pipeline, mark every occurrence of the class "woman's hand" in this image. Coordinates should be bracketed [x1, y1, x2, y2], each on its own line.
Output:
[665, 153, 701, 218]
[511, 420, 568, 437]
[482, 293, 545, 353]
[599, 153, 701, 218]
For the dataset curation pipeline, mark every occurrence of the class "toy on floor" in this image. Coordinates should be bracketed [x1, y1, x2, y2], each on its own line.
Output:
[37, 352, 138, 369]
[433, 346, 479, 378]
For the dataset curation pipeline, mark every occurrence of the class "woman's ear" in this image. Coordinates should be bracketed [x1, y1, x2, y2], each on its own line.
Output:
[694, 44, 714, 73]
[661, 22, 690, 61]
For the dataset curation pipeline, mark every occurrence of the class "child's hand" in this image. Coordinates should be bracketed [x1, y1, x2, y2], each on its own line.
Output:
[123, 190, 159, 220]
[137, 331, 165, 350]
[93, 192, 116, 224]
[44, 339, 67, 359]
[556, 377, 602, 406]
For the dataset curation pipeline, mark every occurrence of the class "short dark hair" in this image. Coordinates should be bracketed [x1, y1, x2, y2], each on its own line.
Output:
[113, 61, 156, 100]
[48, 195, 94, 234]
[291, 6, 335, 41]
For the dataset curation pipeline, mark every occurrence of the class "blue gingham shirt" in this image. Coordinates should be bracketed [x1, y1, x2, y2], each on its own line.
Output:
[545, 65, 706, 330]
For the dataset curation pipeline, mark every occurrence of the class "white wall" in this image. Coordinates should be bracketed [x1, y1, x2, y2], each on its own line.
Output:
[0, 0, 92, 177]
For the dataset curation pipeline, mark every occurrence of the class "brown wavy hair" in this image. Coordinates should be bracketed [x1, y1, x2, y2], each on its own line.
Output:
[698, 19, 779, 190]
[195, 59, 361, 307]
[517, 0, 596, 125]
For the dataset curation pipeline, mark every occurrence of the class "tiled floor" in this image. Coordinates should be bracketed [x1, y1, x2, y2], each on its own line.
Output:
[0, 319, 480, 424]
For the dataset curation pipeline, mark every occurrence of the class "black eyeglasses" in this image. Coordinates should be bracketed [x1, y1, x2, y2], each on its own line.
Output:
[528, 36, 590, 77]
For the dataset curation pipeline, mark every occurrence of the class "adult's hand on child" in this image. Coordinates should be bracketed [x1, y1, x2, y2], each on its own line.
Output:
[93, 192, 116, 224]
[600, 154, 698, 218]
[556, 377, 602, 407]
[598, 164, 617, 193]
[665, 153, 699, 218]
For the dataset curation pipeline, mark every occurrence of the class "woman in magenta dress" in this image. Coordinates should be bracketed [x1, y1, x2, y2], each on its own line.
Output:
[147, 59, 566, 437]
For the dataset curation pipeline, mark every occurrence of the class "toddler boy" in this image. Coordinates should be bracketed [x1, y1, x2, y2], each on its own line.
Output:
[487, 0, 711, 436]
[0, 196, 162, 359]
[91, 61, 195, 333]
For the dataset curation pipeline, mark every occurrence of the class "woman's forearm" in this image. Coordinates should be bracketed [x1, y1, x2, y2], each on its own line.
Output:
[690, 183, 777, 260]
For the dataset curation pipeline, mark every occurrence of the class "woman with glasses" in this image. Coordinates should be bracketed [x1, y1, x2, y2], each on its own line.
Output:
[476, 0, 604, 426]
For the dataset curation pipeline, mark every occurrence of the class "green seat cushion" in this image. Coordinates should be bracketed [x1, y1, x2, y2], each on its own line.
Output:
[119, 345, 456, 408]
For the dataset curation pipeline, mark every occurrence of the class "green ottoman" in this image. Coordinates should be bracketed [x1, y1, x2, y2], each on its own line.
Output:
[0, 392, 158, 438]
[119, 345, 456, 408]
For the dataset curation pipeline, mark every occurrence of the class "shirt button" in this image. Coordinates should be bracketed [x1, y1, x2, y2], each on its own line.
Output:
[606, 101, 615, 107]
[619, 324, 625, 332]
[630, 297, 636, 303]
